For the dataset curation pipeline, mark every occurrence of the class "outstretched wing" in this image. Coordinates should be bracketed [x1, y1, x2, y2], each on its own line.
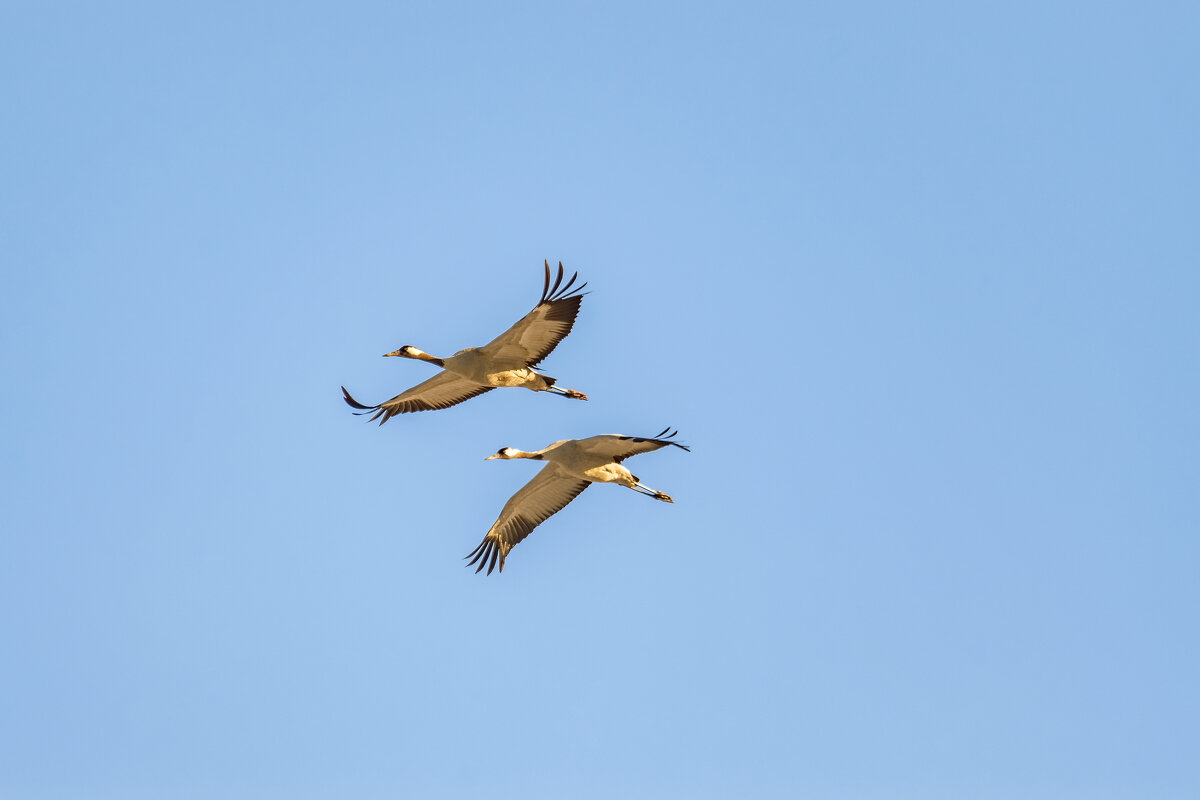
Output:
[479, 260, 587, 368]
[573, 428, 692, 462]
[465, 464, 591, 575]
[341, 372, 493, 425]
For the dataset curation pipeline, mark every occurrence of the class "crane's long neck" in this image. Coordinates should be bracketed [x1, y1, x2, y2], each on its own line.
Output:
[510, 450, 546, 460]
[385, 346, 445, 366]
[410, 351, 445, 366]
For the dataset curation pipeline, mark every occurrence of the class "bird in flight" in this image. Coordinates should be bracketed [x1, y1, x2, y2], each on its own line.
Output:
[342, 261, 589, 424]
[466, 429, 690, 575]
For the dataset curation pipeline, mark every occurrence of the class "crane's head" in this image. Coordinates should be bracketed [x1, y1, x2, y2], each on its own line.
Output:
[383, 346, 444, 366]
[486, 447, 520, 460]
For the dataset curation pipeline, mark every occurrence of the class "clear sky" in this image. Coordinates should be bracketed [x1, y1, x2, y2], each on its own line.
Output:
[2, 2, 1197, 798]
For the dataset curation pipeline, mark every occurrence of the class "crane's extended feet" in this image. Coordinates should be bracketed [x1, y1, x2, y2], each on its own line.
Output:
[548, 385, 588, 400]
[631, 483, 674, 503]
[544, 386, 585, 400]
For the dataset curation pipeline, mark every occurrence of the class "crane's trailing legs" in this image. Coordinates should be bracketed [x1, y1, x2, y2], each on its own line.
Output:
[629, 480, 674, 503]
[546, 385, 588, 400]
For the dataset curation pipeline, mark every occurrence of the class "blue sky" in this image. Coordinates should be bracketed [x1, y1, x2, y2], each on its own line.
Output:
[2, 2, 1197, 797]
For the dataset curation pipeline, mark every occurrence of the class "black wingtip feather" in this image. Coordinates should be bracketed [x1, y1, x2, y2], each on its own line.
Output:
[467, 537, 502, 575]
[535, 259, 589, 308]
[541, 261, 593, 302]
[470, 541, 490, 573]
[559, 270, 579, 295]
[342, 386, 377, 411]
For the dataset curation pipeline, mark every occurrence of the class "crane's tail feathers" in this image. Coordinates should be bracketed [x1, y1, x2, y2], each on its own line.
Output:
[465, 536, 506, 575]
[648, 427, 692, 452]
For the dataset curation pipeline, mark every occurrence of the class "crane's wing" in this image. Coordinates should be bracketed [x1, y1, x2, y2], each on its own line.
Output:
[479, 260, 587, 368]
[341, 372, 493, 425]
[573, 428, 692, 462]
[465, 463, 591, 575]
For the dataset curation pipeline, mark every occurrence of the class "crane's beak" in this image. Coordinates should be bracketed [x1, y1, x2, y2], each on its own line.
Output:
[485, 454, 500, 460]
[383, 349, 403, 357]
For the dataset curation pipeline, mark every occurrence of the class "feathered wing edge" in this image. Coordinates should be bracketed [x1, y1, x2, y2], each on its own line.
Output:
[519, 260, 588, 367]
[464, 536, 508, 576]
[464, 477, 592, 575]
[539, 259, 588, 305]
[341, 386, 375, 411]
[340, 379, 494, 425]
